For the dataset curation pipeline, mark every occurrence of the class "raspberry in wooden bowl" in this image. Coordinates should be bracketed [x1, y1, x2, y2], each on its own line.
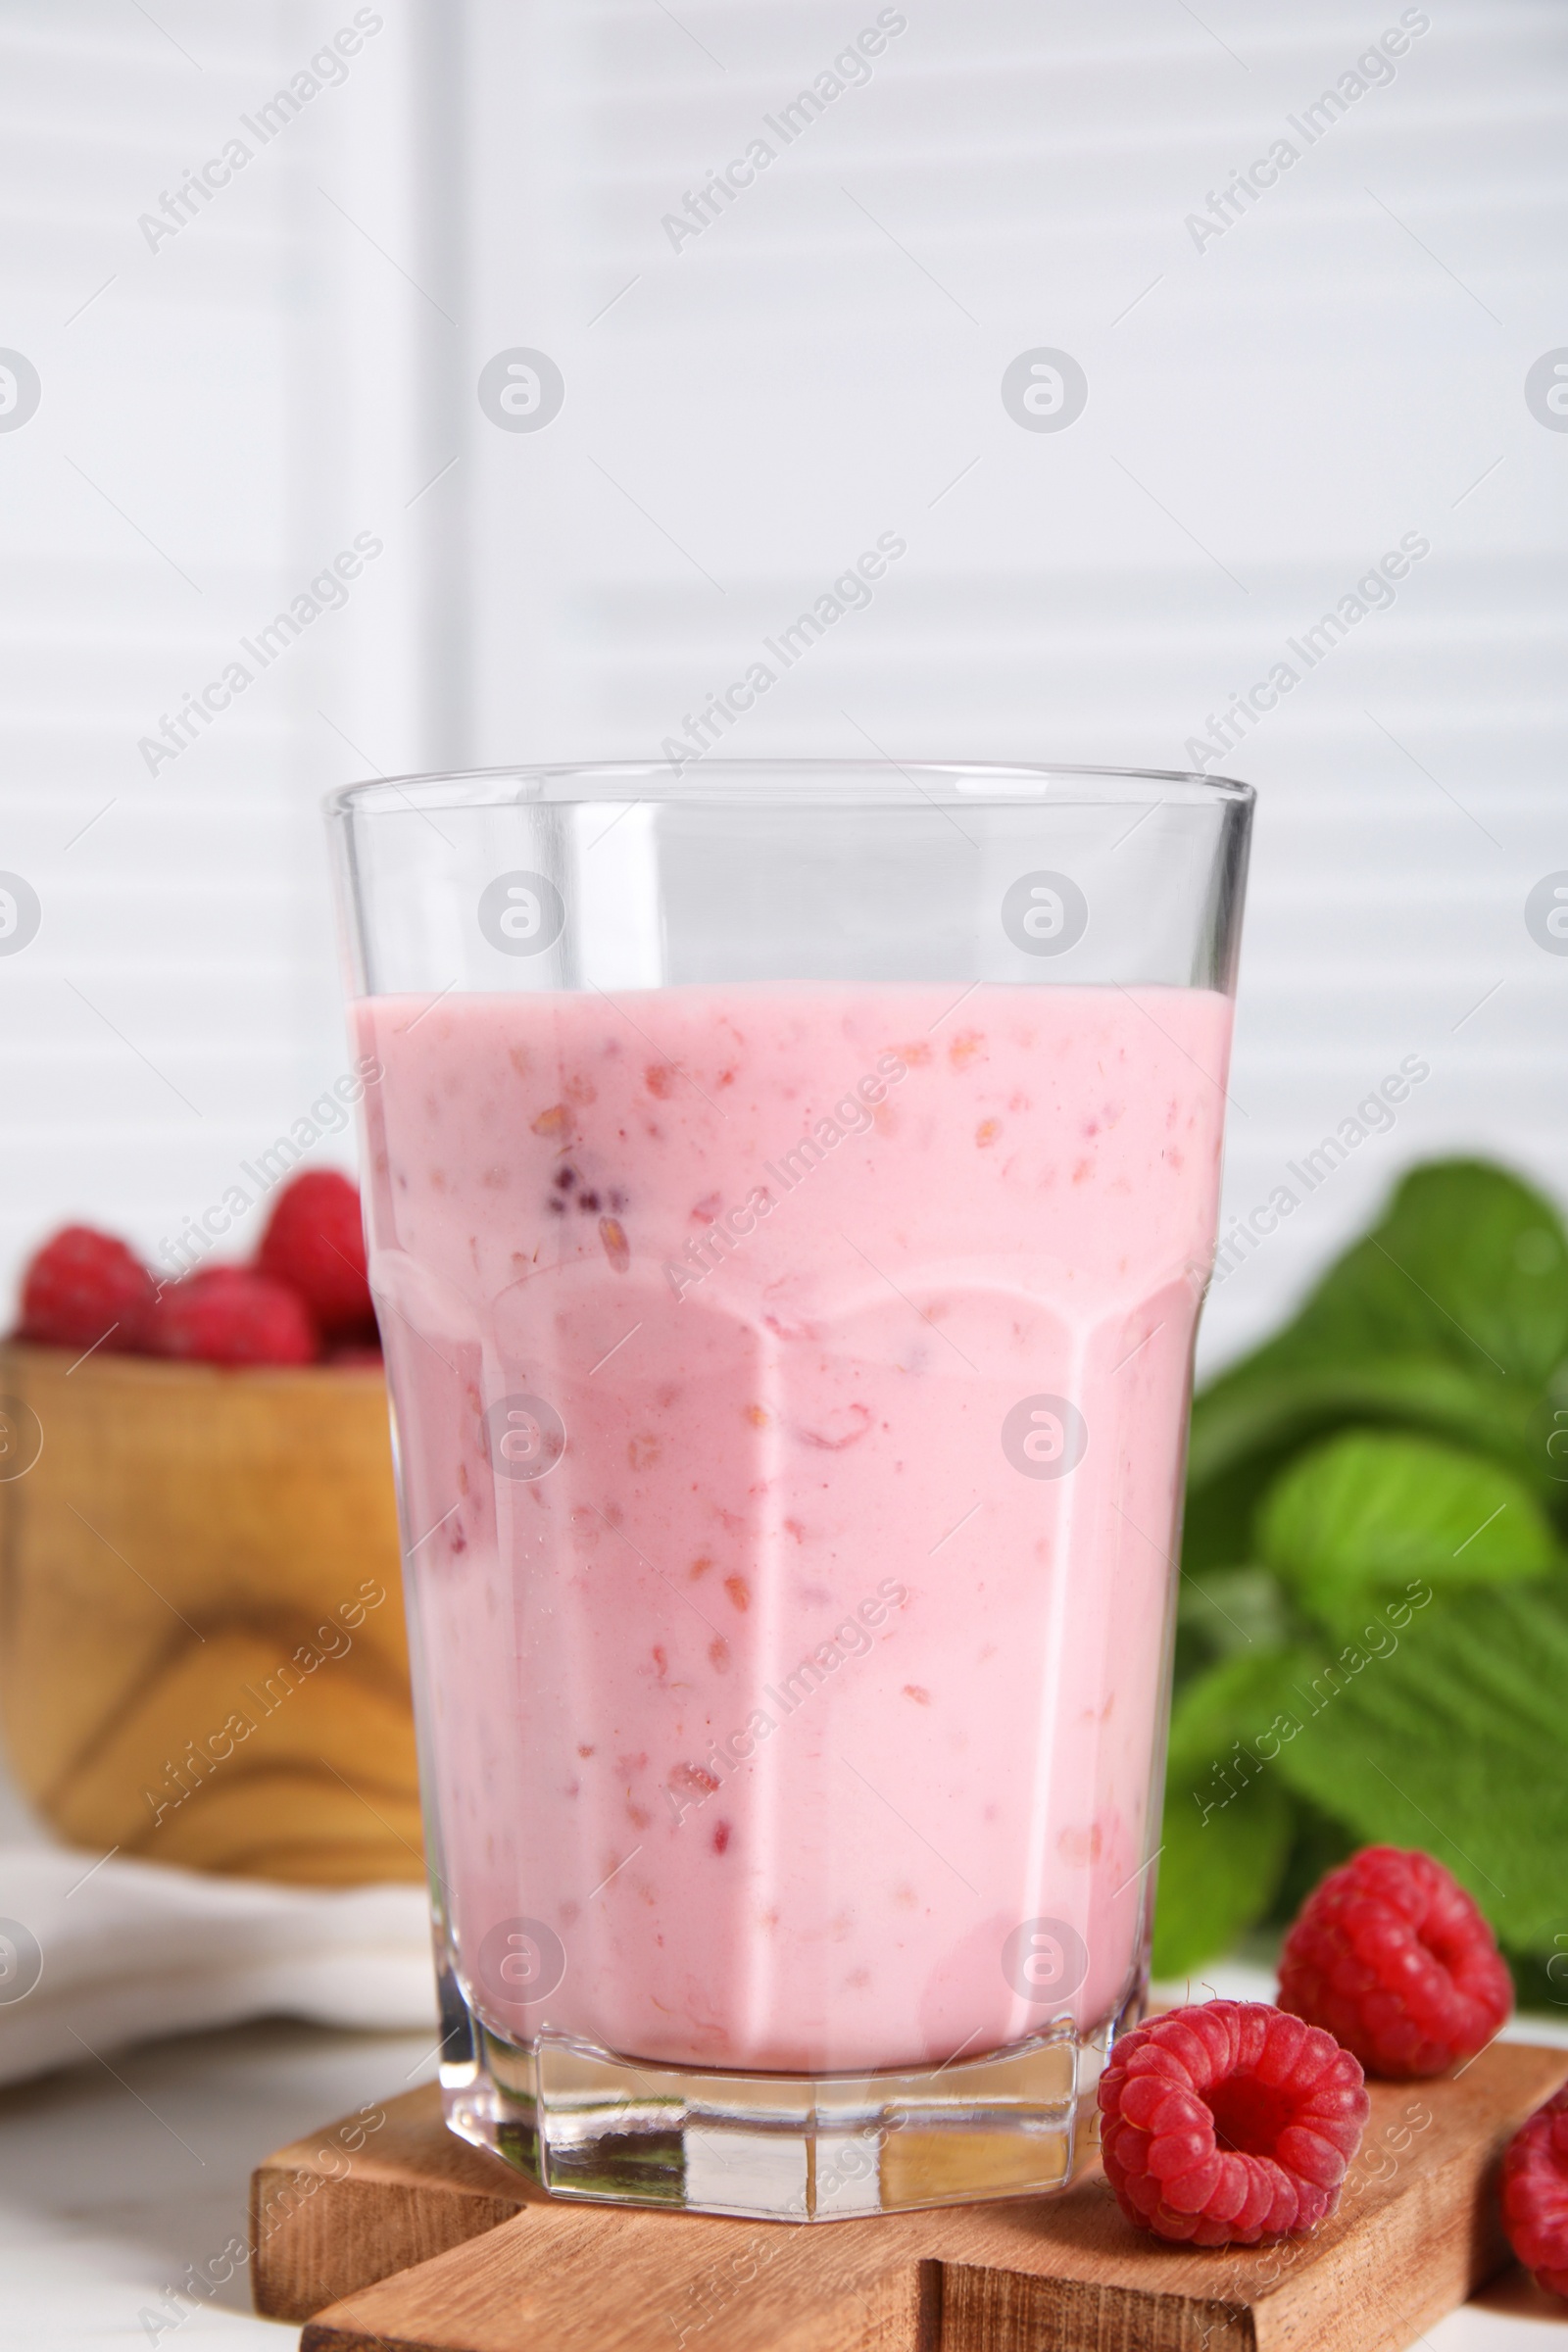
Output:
[0, 1193, 418, 1886]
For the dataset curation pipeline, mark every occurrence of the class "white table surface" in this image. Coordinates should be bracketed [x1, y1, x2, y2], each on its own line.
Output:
[1, 2012, 1565, 2352]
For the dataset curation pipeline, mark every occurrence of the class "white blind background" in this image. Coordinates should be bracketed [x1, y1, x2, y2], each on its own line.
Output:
[2, 0, 1565, 1374]
[0, 0, 438, 1297]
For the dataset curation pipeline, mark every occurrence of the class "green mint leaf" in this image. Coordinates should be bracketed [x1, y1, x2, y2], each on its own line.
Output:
[1266, 1159, 1568, 1387]
[1264, 1797, 1359, 1931]
[1343, 1159, 1568, 1388]
[1257, 1431, 1556, 1630]
[1270, 1577, 1568, 1955]
[1197, 1159, 1568, 1428]
[1188, 1357, 1535, 1504]
[1153, 1770, 1293, 1982]
[1188, 1161, 1568, 1523]
[1177, 1565, 1296, 1665]
[1153, 1651, 1299, 1978]
[1165, 1648, 1306, 1784]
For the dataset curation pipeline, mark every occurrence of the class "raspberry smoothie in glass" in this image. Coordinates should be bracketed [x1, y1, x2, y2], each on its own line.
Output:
[331, 760, 1251, 2219]
[359, 981, 1230, 2070]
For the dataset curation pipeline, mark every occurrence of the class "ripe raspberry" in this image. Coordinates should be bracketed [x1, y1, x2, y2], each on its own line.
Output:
[1501, 2084, 1568, 2298]
[149, 1267, 318, 1367]
[1278, 1845, 1511, 2078]
[1098, 2001, 1368, 2246]
[256, 1169, 373, 1338]
[17, 1225, 154, 1353]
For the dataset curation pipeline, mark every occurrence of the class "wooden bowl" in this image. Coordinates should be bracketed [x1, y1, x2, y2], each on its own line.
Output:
[0, 1343, 420, 1885]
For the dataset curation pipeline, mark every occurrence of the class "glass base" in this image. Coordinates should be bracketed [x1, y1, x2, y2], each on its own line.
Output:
[437, 1967, 1144, 2222]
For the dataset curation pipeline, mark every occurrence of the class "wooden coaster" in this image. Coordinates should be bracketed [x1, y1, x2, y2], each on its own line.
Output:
[251, 2041, 1568, 2351]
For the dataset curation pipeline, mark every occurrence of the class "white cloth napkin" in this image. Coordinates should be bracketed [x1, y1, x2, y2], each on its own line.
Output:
[0, 1844, 438, 2087]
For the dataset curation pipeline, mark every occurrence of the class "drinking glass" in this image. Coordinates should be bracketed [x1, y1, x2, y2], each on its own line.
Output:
[327, 760, 1251, 2221]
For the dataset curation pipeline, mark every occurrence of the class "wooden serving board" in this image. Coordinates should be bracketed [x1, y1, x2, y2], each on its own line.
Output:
[252, 2042, 1568, 2352]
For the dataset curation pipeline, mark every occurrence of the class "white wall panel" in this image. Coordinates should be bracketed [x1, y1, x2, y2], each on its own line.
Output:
[444, 0, 1568, 1371]
[2, 0, 1564, 1378]
[0, 0, 435, 1291]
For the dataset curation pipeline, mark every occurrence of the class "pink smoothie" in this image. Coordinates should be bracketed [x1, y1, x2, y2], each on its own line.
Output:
[357, 984, 1232, 2075]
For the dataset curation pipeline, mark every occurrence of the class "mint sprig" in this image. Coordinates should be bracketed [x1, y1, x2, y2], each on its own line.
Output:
[1156, 1157, 1568, 1989]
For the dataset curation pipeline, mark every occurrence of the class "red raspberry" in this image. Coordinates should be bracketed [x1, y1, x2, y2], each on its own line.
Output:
[256, 1170, 373, 1338]
[1098, 2001, 1368, 2246]
[149, 1267, 318, 1367]
[1278, 1845, 1511, 2078]
[1501, 2084, 1568, 2298]
[17, 1225, 154, 1353]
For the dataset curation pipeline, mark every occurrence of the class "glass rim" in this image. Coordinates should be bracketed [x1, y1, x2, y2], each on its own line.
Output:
[324, 759, 1254, 819]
